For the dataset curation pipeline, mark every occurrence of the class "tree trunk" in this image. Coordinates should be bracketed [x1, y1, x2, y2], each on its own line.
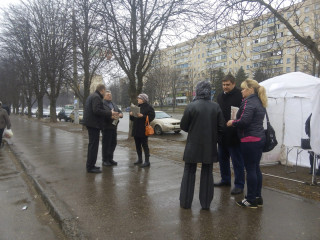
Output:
[49, 97, 57, 122]
[37, 97, 44, 119]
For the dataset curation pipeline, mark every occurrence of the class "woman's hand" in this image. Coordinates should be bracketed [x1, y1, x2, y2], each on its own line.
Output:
[129, 112, 133, 116]
[226, 120, 234, 127]
[137, 113, 143, 118]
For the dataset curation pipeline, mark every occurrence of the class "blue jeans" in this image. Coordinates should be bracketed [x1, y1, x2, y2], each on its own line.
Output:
[240, 141, 264, 201]
[218, 144, 245, 189]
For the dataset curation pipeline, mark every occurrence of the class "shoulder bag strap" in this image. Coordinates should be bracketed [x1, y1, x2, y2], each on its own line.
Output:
[145, 115, 149, 126]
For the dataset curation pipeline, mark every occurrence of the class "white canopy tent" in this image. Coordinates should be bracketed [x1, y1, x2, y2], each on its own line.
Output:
[260, 72, 320, 167]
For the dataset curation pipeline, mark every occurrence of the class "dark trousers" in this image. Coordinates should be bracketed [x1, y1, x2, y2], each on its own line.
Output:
[134, 136, 149, 160]
[86, 127, 100, 170]
[218, 143, 245, 189]
[0, 128, 4, 146]
[240, 141, 264, 201]
[309, 151, 320, 173]
[180, 163, 214, 209]
[102, 128, 117, 162]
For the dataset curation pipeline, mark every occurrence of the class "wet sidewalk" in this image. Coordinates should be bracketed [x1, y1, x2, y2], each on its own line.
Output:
[8, 116, 320, 240]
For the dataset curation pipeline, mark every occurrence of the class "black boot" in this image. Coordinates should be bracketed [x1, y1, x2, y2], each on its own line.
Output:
[140, 155, 150, 168]
[134, 155, 143, 165]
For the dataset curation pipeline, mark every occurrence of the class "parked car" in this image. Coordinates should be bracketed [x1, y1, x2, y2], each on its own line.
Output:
[36, 109, 50, 118]
[150, 111, 181, 135]
[56, 107, 63, 116]
[70, 110, 84, 123]
[57, 108, 73, 122]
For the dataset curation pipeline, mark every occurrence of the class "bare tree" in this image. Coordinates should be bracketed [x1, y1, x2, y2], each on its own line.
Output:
[97, 0, 210, 104]
[207, 0, 320, 76]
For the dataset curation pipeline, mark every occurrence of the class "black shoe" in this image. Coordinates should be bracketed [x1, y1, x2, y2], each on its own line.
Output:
[140, 162, 150, 168]
[231, 187, 244, 195]
[256, 197, 263, 207]
[214, 181, 231, 187]
[236, 198, 258, 209]
[103, 161, 113, 166]
[110, 160, 118, 166]
[87, 168, 102, 173]
[134, 160, 142, 165]
[93, 166, 100, 170]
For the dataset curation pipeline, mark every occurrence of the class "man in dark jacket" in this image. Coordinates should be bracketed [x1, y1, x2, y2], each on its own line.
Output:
[215, 74, 245, 195]
[102, 90, 123, 166]
[180, 81, 225, 210]
[83, 84, 118, 173]
[305, 114, 320, 175]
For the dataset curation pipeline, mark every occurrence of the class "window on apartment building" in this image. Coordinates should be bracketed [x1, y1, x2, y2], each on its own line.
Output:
[287, 58, 291, 64]
[304, 17, 310, 23]
[304, 7, 309, 13]
[229, 61, 232, 65]
[305, 55, 309, 60]
[305, 27, 310, 32]
[247, 42, 250, 46]
[247, 65, 250, 69]
[202, 53, 204, 58]
[296, 10, 300, 15]
[286, 67, 291, 73]
[287, 12, 292, 18]
[316, 4, 320, 10]
[198, 54, 200, 59]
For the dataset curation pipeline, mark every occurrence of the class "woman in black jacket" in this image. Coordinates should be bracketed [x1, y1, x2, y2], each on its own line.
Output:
[130, 93, 155, 168]
[227, 79, 267, 208]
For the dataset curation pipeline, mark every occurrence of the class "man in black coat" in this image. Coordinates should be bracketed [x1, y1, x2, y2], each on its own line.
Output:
[180, 81, 225, 210]
[83, 84, 118, 173]
[215, 74, 245, 195]
[101, 90, 123, 166]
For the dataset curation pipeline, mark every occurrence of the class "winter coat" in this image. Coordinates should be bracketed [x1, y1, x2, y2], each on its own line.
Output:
[83, 91, 111, 129]
[0, 108, 11, 129]
[180, 99, 225, 164]
[130, 102, 155, 138]
[102, 100, 123, 130]
[217, 87, 242, 146]
[232, 94, 266, 141]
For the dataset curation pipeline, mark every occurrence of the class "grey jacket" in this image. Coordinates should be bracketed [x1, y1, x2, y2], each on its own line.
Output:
[0, 108, 11, 129]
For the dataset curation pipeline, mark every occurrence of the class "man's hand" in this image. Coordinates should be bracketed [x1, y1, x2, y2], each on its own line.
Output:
[137, 113, 143, 118]
[129, 112, 133, 116]
[119, 113, 123, 118]
[226, 120, 233, 127]
[111, 110, 119, 119]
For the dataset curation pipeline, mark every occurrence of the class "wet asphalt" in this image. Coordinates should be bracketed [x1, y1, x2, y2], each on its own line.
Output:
[5, 115, 320, 240]
[0, 145, 65, 240]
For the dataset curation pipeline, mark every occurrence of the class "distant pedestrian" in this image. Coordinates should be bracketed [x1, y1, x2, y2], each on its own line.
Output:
[0, 101, 12, 148]
[305, 114, 320, 175]
[227, 79, 267, 208]
[102, 90, 123, 167]
[83, 84, 119, 173]
[179, 81, 225, 210]
[130, 93, 155, 168]
[215, 74, 245, 195]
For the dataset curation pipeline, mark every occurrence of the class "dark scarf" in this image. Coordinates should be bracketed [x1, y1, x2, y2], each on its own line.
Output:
[194, 81, 211, 101]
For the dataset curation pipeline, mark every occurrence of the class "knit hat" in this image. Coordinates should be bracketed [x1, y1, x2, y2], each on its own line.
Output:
[195, 81, 211, 100]
[137, 93, 149, 103]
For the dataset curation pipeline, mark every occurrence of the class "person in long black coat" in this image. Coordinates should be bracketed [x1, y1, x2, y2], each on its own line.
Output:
[180, 81, 225, 210]
[83, 84, 118, 173]
[129, 93, 155, 168]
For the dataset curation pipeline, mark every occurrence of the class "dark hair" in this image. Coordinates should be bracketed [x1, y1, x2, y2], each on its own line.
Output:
[96, 84, 106, 92]
[223, 73, 235, 84]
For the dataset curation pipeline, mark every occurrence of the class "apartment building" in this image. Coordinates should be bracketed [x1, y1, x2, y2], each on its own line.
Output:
[155, 0, 320, 104]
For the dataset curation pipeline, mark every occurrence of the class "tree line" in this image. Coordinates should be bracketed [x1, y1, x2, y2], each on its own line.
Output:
[0, 0, 318, 121]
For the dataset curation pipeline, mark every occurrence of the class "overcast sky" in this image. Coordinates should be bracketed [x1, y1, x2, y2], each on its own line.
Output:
[0, 0, 20, 9]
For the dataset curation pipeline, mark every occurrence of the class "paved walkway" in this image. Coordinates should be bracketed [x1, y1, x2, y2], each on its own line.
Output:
[8, 116, 320, 240]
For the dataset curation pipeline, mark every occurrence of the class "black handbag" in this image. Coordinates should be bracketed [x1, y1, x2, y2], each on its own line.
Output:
[263, 111, 278, 152]
[301, 138, 311, 149]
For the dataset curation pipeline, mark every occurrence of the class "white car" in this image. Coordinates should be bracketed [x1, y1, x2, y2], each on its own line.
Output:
[151, 111, 181, 135]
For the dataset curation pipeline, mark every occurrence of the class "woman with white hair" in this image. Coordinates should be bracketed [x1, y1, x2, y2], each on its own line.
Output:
[130, 93, 155, 167]
[0, 101, 11, 148]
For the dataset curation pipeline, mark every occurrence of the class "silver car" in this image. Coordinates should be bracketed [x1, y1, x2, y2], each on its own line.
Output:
[150, 111, 181, 135]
